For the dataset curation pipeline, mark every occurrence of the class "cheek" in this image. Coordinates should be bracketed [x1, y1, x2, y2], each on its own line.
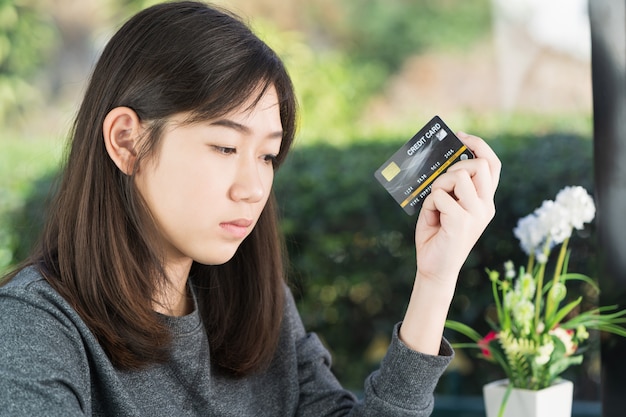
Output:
[163, 166, 225, 214]
[265, 168, 275, 188]
[261, 169, 275, 200]
[136, 157, 207, 219]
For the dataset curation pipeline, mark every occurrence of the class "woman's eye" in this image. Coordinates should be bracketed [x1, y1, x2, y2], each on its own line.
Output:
[212, 146, 236, 155]
[263, 154, 278, 165]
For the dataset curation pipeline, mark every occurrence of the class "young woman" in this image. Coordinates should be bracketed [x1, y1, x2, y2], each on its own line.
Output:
[0, 1, 500, 416]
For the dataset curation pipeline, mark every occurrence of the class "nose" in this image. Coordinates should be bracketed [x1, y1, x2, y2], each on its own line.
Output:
[229, 160, 266, 203]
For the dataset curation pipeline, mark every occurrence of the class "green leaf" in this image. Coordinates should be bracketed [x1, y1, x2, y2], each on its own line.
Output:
[449, 342, 481, 350]
[445, 319, 482, 343]
[559, 272, 599, 291]
[548, 354, 583, 377]
[546, 296, 582, 329]
[562, 307, 626, 336]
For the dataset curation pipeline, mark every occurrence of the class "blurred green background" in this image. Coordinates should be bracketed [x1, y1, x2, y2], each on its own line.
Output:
[0, 0, 599, 412]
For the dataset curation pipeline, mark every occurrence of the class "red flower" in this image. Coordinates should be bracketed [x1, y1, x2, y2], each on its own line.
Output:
[478, 331, 498, 360]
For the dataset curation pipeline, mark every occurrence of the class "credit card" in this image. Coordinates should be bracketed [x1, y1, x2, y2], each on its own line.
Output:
[374, 115, 474, 215]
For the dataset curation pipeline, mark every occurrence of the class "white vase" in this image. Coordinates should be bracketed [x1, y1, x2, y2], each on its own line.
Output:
[483, 378, 573, 417]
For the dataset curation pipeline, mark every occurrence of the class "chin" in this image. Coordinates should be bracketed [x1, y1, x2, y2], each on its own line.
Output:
[193, 250, 239, 266]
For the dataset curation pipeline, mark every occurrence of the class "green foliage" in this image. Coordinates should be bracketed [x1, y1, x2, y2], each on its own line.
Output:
[252, 1, 493, 143]
[254, 20, 386, 143]
[275, 139, 418, 386]
[0, 138, 62, 272]
[0, 0, 58, 125]
[337, 0, 493, 72]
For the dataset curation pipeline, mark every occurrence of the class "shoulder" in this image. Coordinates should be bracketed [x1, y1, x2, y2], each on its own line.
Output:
[1, 266, 79, 325]
[0, 265, 98, 359]
[2, 265, 47, 289]
[2, 266, 61, 311]
[1, 265, 72, 309]
[0, 266, 94, 414]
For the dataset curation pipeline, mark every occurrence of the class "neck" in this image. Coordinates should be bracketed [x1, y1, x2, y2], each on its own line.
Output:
[153, 286, 192, 317]
[153, 258, 193, 317]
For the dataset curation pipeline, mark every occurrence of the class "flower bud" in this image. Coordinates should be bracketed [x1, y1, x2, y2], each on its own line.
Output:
[549, 283, 567, 303]
[488, 269, 499, 282]
[576, 325, 589, 341]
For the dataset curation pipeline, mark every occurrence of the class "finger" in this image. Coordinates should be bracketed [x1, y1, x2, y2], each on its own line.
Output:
[456, 132, 501, 188]
[418, 200, 441, 228]
[420, 190, 457, 227]
[446, 157, 496, 201]
[423, 172, 469, 214]
[430, 168, 483, 213]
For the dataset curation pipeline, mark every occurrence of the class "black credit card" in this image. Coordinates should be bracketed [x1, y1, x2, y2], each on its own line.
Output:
[374, 115, 474, 215]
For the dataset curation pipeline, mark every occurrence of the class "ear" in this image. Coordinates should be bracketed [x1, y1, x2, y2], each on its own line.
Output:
[103, 107, 143, 175]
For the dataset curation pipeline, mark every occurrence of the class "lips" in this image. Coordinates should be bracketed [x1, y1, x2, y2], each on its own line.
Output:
[219, 218, 253, 239]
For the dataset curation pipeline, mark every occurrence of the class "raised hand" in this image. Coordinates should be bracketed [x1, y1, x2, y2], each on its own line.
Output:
[400, 132, 501, 355]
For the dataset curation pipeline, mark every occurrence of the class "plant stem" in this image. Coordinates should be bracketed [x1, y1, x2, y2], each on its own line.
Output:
[527, 253, 535, 276]
[533, 240, 551, 336]
[552, 237, 569, 286]
[493, 278, 507, 330]
[545, 237, 569, 323]
[497, 382, 513, 417]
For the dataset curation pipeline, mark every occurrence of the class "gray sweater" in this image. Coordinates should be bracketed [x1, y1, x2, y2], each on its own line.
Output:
[0, 267, 453, 416]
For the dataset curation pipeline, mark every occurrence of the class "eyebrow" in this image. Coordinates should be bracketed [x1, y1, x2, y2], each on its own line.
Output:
[210, 119, 283, 139]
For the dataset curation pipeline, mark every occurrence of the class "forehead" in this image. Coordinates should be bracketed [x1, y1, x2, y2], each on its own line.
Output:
[164, 87, 282, 136]
[214, 88, 282, 134]
[227, 85, 281, 120]
[180, 84, 282, 126]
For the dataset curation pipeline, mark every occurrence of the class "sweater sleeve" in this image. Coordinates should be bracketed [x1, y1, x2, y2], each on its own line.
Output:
[0, 277, 90, 417]
[288, 289, 453, 417]
[360, 323, 454, 416]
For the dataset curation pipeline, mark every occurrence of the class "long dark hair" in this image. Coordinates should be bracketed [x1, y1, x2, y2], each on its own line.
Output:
[8, 1, 297, 376]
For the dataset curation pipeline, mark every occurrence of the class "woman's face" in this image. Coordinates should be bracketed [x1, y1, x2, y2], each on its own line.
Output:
[134, 86, 283, 272]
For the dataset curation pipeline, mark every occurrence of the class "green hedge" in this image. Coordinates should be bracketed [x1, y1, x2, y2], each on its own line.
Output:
[273, 131, 597, 397]
[5, 131, 597, 398]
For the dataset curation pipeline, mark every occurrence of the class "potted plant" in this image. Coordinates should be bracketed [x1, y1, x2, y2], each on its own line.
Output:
[446, 186, 626, 417]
